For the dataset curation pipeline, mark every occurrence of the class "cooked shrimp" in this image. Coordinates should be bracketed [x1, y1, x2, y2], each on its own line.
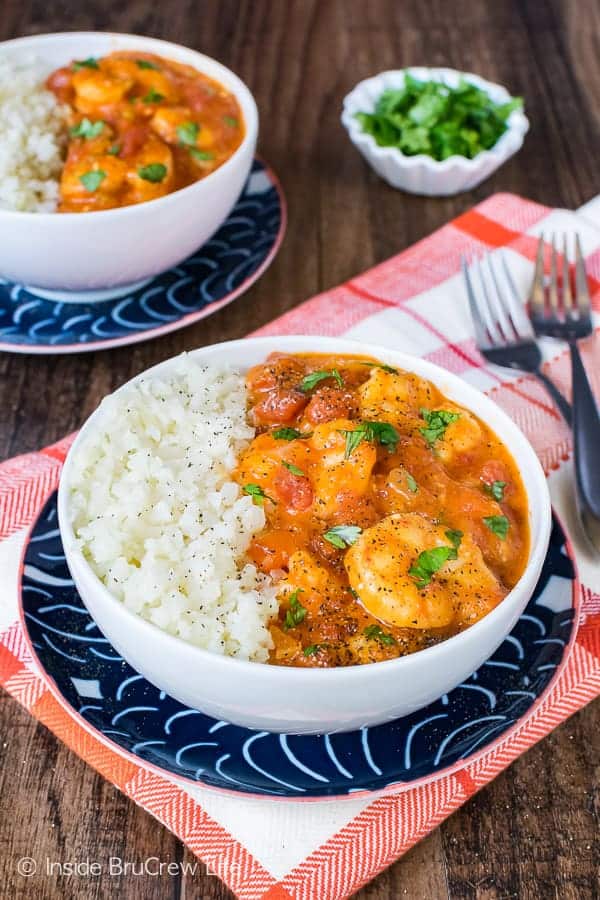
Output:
[309, 419, 377, 518]
[345, 512, 503, 629]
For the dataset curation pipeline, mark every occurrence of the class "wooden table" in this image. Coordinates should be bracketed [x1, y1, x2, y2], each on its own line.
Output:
[1, 1, 599, 897]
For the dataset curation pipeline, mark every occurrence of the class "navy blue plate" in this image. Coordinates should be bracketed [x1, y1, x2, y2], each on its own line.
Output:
[22, 492, 576, 799]
[0, 159, 284, 354]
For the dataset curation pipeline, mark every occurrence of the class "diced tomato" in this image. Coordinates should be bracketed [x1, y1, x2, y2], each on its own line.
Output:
[119, 124, 151, 157]
[247, 530, 298, 572]
[46, 67, 75, 104]
[250, 389, 307, 425]
[304, 386, 360, 425]
[480, 460, 510, 488]
[274, 465, 313, 511]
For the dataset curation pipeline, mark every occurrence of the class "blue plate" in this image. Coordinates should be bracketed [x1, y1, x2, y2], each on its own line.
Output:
[22, 492, 576, 799]
[0, 159, 284, 355]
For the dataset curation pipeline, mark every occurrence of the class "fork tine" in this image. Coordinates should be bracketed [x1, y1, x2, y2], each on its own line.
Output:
[461, 256, 489, 348]
[548, 234, 559, 316]
[530, 235, 546, 319]
[485, 254, 518, 342]
[475, 257, 504, 345]
[500, 252, 535, 339]
[574, 234, 592, 320]
[562, 234, 573, 315]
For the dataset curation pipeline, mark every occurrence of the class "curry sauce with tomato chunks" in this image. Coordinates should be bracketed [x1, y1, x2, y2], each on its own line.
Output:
[46, 52, 244, 211]
[235, 353, 529, 667]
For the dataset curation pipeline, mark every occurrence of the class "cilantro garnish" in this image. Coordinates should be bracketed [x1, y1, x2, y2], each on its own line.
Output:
[138, 163, 167, 183]
[339, 420, 399, 458]
[79, 169, 106, 192]
[282, 461, 305, 477]
[360, 361, 398, 374]
[272, 427, 310, 441]
[408, 529, 463, 589]
[304, 643, 326, 657]
[406, 472, 418, 493]
[419, 408, 460, 448]
[283, 589, 306, 630]
[73, 57, 99, 70]
[223, 115, 239, 127]
[70, 118, 104, 139]
[323, 525, 362, 549]
[355, 74, 523, 161]
[484, 480, 507, 502]
[177, 121, 200, 146]
[107, 143, 121, 156]
[190, 148, 214, 161]
[136, 59, 160, 70]
[363, 624, 396, 646]
[142, 88, 165, 103]
[299, 369, 344, 392]
[483, 515, 509, 540]
[243, 483, 276, 506]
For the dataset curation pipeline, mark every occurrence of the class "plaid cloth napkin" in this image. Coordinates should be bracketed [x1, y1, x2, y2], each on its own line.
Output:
[1, 193, 599, 899]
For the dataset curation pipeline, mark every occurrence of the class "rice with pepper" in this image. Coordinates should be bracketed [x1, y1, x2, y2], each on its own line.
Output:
[0, 56, 68, 212]
[68, 354, 279, 662]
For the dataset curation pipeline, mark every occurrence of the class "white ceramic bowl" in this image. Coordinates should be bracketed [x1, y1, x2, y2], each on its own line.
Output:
[58, 335, 551, 734]
[341, 67, 529, 196]
[0, 32, 258, 296]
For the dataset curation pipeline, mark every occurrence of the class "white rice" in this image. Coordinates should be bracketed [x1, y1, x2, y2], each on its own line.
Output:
[68, 354, 279, 662]
[0, 56, 68, 212]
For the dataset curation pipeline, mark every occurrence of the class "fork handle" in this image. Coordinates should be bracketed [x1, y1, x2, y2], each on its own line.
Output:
[534, 368, 573, 426]
[570, 341, 600, 529]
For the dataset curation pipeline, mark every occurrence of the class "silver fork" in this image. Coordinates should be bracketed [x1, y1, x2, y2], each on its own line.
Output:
[461, 253, 572, 423]
[529, 234, 600, 551]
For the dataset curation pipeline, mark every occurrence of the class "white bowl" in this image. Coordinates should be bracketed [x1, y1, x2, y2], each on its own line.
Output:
[58, 335, 551, 734]
[341, 67, 529, 196]
[0, 32, 258, 295]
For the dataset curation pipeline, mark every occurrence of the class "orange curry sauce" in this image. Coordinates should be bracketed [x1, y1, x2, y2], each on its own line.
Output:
[46, 52, 244, 211]
[235, 353, 529, 668]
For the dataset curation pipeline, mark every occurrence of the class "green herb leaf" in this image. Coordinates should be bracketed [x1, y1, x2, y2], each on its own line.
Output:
[363, 624, 396, 646]
[107, 143, 121, 156]
[323, 524, 362, 549]
[70, 118, 105, 139]
[137, 163, 167, 183]
[408, 530, 463, 589]
[484, 480, 507, 502]
[136, 59, 160, 70]
[79, 169, 106, 192]
[360, 361, 399, 374]
[339, 425, 368, 459]
[243, 483, 276, 506]
[406, 473, 418, 493]
[339, 420, 400, 458]
[223, 115, 239, 127]
[142, 88, 165, 104]
[299, 369, 344, 392]
[483, 515, 509, 540]
[304, 643, 325, 657]
[354, 76, 523, 161]
[283, 589, 306, 630]
[177, 121, 200, 146]
[272, 427, 309, 441]
[419, 408, 460, 448]
[190, 148, 214, 161]
[73, 57, 99, 70]
[282, 461, 305, 477]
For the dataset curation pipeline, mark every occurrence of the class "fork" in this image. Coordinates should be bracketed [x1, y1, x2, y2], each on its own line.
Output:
[461, 253, 572, 424]
[529, 234, 600, 551]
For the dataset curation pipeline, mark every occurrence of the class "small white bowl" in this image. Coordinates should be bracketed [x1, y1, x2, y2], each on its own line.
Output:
[341, 67, 529, 196]
[58, 335, 551, 734]
[0, 32, 258, 296]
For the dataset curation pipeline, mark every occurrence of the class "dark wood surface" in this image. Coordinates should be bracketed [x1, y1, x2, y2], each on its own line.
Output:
[1, 1, 598, 897]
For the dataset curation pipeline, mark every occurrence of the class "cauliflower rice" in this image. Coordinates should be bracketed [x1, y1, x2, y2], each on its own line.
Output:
[68, 355, 279, 662]
[0, 56, 68, 212]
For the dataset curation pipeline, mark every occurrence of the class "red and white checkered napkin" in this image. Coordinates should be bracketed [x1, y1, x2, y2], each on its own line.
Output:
[1, 193, 599, 900]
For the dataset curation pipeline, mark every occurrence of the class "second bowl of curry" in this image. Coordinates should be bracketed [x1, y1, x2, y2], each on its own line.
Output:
[0, 31, 258, 293]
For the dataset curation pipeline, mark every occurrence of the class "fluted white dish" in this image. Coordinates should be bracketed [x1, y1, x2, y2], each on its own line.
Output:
[342, 67, 529, 196]
[58, 335, 551, 734]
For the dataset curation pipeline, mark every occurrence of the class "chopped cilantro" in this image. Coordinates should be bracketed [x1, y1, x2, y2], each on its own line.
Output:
[483, 515, 509, 540]
[419, 408, 460, 448]
[360, 361, 398, 374]
[323, 525, 362, 549]
[283, 589, 306, 630]
[363, 624, 396, 646]
[142, 88, 165, 103]
[355, 74, 523, 161]
[79, 169, 106, 192]
[406, 472, 418, 493]
[107, 143, 121, 155]
[304, 643, 326, 657]
[223, 115, 239, 127]
[339, 420, 399, 458]
[73, 57, 99, 70]
[272, 427, 310, 441]
[136, 59, 160, 70]
[70, 118, 104, 139]
[137, 163, 167, 183]
[484, 480, 507, 502]
[190, 148, 215, 161]
[177, 121, 200, 146]
[299, 369, 344, 392]
[243, 483, 275, 506]
[282, 461, 305, 477]
[408, 529, 463, 589]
